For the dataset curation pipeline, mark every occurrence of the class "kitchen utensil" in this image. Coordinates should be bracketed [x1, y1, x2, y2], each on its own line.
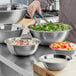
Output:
[39, 54, 71, 71]
[50, 42, 76, 56]
[33, 11, 53, 24]
[0, 3, 27, 24]
[0, 24, 24, 43]
[29, 24, 72, 45]
[5, 38, 40, 56]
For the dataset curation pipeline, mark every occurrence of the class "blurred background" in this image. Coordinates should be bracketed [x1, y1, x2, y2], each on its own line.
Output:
[0, 0, 60, 17]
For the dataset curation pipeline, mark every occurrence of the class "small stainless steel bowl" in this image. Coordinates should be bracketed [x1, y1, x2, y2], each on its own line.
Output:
[50, 42, 76, 56]
[29, 24, 72, 45]
[0, 24, 24, 43]
[5, 38, 40, 56]
[39, 54, 71, 71]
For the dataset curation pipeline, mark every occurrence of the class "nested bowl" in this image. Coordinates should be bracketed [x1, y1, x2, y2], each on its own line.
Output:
[0, 3, 27, 24]
[5, 37, 40, 56]
[29, 23, 72, 45]
[39, 54, 71, 71]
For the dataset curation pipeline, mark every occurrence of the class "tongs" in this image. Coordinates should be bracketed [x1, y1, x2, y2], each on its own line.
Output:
[33, 11, 53, 24]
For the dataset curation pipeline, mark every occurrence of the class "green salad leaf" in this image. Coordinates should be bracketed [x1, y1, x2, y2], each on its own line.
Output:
[31, 23, 71, 32]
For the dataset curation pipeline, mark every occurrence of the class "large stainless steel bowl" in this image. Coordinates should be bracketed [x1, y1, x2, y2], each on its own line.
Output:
[5, 38, 40, 56]
[0, 3, 27, 24]
[29, 25, 72, 45]
[0, 24, 24, 43]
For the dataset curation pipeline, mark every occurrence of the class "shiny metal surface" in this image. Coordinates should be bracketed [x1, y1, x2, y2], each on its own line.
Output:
[51, 48, 75, 56]
[0, 3, 27, 24]
[39, 54, 71, 70]
[29, 28, 71, 45]
[0, 24, 12, 30]
[0, 44, 55, 76]
[0, 24, 23, 43]
[1, 62, 21, 76]
[50, 42, 76, 56]
[5, 38, 40, 56]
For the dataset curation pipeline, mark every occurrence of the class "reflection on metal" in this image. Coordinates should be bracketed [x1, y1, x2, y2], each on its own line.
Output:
[0, 55, 29, 75]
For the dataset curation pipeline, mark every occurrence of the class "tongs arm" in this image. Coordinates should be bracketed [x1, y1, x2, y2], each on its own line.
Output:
[33, 11, 53, 24]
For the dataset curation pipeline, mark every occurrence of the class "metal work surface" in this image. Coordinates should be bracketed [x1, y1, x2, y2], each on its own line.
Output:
[0, 43, 55, 76]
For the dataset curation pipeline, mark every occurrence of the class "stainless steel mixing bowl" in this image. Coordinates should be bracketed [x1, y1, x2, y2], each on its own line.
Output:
[0, 3, 27, 24]
[0, 24, 24, 43]
[52, 49, 75, 56]
[29, 25, 72, 45]
[50, 42, 76, 56]
[39, 54, 71, 71]
[5, 38, 40, 56]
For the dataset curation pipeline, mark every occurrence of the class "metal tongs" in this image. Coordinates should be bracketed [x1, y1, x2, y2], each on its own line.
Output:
[33, 11, 53, 24]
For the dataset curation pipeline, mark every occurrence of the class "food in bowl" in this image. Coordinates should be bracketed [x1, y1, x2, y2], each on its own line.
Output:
[50, 41, 76, 50]
[31, 23, 71, 31]
[5, 38, 40, 56]
[50, 42, 76, 56]
[8, 38, 39, 46]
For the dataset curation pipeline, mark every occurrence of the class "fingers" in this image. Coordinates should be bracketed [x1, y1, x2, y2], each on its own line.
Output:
[27, 1, 42, 18]
[27, 5, 36, 18]
[31, 7, 36, 18]
[36, 1, 42, 14]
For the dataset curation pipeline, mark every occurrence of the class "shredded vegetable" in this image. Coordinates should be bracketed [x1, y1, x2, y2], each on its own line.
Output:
[51, 42, 76, 50]
[9, 39, 38, 46]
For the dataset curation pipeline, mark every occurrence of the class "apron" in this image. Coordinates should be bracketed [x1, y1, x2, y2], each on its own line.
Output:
[59, 0, 76, 43]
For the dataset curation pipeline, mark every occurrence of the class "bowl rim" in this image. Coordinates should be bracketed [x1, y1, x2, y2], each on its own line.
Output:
[5, 37, 41, 46]
[50, 42, 76, 51]
[39, 54, 71, 64]
[0, 24, 24, 32]
[30, 28, 71, 33]
[0, 3, 27, 12]
[28, 23, 72, 33]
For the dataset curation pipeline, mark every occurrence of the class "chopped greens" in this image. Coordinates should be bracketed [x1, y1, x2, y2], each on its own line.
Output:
[31, 23, 71, 32]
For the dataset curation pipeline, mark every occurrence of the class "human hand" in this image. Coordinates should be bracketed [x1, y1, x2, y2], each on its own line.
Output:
[27, 1, 42, 18]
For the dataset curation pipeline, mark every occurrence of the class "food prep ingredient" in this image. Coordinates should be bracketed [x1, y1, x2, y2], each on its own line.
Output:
[31, 23, 71, 31]
[8, 39, 39, 46]
[44, 58, 66, 63]
[51, 42, 76, 50]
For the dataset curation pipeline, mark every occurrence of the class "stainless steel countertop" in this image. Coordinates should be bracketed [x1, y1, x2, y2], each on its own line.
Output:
[0, 44, 55, 76]
[0, 16, 59, 76]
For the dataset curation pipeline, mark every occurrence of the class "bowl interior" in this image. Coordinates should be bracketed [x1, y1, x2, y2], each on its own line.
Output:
[50, 42, 76, 51]
[5, 37, 40, 46]
[39, 54, 71, 64]
[29, 22, 72, 32]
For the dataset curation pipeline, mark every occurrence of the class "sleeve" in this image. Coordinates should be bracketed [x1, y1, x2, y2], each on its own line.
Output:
[39, 0, 54, 9]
